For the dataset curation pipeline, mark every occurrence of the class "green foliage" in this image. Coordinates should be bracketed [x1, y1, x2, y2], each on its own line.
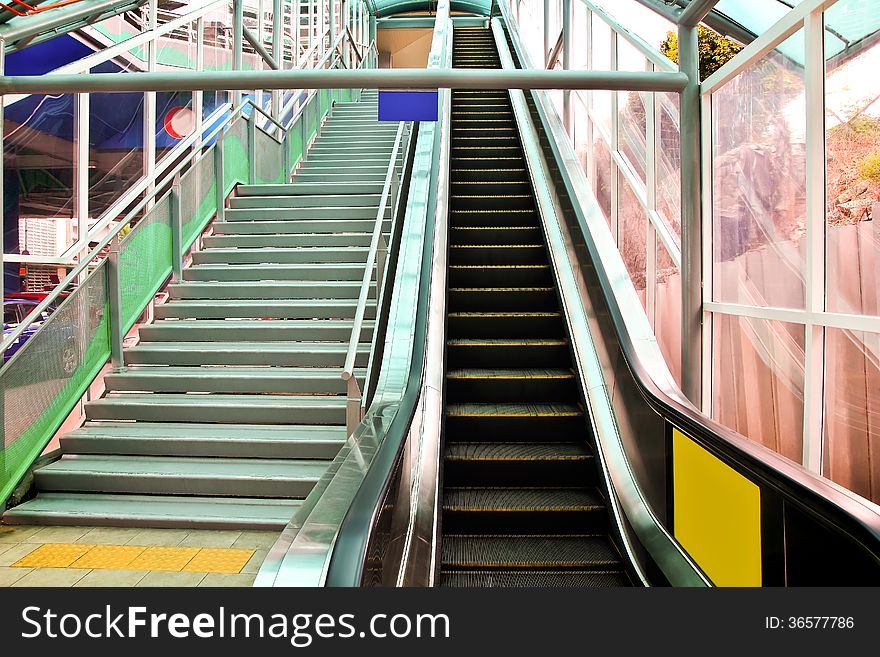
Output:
[661, 26, 743, 81]
[858, 151, 880, 183]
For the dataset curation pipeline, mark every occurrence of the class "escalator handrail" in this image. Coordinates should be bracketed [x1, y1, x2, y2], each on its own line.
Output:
[496, 4, 880, 566]
[322, 0, 453, 588]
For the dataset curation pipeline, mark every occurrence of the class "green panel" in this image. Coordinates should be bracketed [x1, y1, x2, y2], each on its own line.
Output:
[119, 201, 174, 331]
[181, 152, 218, 247]
[224, 122, 250, 187]
[288, 120, 304, 173]
[0, 265, 111, 507]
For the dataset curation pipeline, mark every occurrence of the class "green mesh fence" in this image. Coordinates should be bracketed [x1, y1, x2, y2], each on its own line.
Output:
[0, 263, 111, 505]
[0, 91, 357, 505]
[119, 195, 174, 331]
[181, 150, 217, 246]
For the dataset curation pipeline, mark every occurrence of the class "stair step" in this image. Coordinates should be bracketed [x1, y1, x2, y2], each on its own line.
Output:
[167, 281, 367, 300]
[124, 341, 368, 366]
[184, 263, 372, 282]
[230, 193, 383, 209]
[202, 233, 372, 248]
[193, 247, 370, 265]
[104, 366, 365, 394]
[154, 299, 374, 320]
[33, 455, 328, 498]
[140, 319, 373, 342]
[3, 493, 300, 530]
[214, 219, 390, 234]
[221, 207, 385, 222]
[85, 393, 348, 425]
[61, 422, 346, 459]
[441, 534, 620, 569]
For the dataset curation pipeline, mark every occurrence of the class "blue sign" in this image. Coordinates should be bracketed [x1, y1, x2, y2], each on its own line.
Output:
[378, 91, 439, 121]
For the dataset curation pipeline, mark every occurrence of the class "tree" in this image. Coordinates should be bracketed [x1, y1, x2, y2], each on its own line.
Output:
[660, 26, 743, 81]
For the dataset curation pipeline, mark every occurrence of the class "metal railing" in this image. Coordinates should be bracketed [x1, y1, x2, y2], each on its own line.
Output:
[342, 119, 412, 437]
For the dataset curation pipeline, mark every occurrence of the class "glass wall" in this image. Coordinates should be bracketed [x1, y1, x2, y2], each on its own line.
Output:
[704, 0, 880, 503]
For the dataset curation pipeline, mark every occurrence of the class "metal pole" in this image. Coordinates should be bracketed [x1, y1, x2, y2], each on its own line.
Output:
[248, 111, 258, 184]
[244, 25, 280, 69]
[170, 174, 184, 281]
[74, 90, 89, 271]
[562, 0, 571, 133]
[106, 235, 125, 371]
[678, 0, 722, 28]
[144, 0, 157, 208]
[214, 131, 226, 222]
[543, 0, 550, 67]
[195, 17, 205, 153]
[272, 0, 283, 129]
[0, 69, 690, 94]
[233, 0, 244, 106]
[677, 23, 702, 406]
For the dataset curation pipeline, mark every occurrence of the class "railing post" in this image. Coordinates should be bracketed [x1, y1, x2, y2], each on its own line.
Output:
[301, 105, 309, 163]
[346, 376, 363, 437]
[106, 235, 125, 372]
[376, 233, 387, 295]
[282, 130, 291, 182]
[170, 173, 184, 282]
[561, 0, 572, 134]
[677, 23, 702, 407]
[248, 110, 257, 185]
[214, 131, 226, 222]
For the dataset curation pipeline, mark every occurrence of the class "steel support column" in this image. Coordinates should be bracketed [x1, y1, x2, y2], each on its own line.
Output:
[543, 0, 551, 67]
[562, 0, 571, 133]
[677, 24, 702, 406]
[233, 0, 244, 106]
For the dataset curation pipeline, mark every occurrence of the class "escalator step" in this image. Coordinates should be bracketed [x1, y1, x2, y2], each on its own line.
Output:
[447, 311, 564, 338]
[446, 368, 578, 403]
[441, 534, 620, 570]
[448, 265, 552, 286]
[445, 402, 585, 439]
[449, 226, 543, 245]
[440, 570, 630, 587]
[442, 486, 607, 534]
[448, 243, 547, 265]
[447, 286, 558, 312]
[446, 338, 571, 369]
[444, 442, 594, 486]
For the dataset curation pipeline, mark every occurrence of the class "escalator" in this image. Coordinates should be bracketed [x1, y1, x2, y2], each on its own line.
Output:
[439, 26, 632, 587]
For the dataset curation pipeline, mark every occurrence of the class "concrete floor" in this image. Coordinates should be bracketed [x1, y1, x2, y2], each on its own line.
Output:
[0, 524, 278, 587]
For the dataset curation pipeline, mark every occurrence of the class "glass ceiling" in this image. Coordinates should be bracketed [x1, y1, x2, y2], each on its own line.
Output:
[685, 0, 880, 61]
[372, 0, 491, 17]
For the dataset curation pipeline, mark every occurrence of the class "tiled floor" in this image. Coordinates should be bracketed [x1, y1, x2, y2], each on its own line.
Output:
[0, 524, 277, 587]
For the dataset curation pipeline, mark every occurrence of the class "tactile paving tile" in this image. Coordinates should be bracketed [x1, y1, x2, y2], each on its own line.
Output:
[128, 546, 201, 571]
[70, 545, 147, 569]
[182, 548, 255, 574]
[13, 543, 94, 568]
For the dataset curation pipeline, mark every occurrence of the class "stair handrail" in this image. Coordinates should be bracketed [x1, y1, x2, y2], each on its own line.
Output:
[0, 30, 367, 357]
[341, 119, 409, 436]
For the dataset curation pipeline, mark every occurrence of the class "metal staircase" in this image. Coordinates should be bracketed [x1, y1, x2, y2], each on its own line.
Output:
[3, 91, 403, 530]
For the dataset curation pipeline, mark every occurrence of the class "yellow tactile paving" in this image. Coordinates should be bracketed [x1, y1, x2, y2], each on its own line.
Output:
[182, 548, 255, 574]
[14, 543, 94, 568]
[71, 545, 147, 569]
[128, 547, 200, 571]
[11, 543, 255, 574]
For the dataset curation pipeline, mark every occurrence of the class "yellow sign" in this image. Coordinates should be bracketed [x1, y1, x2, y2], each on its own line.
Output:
[673, 429, 762, 586]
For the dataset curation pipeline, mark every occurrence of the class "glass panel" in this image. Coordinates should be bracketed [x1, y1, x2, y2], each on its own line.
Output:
[824, 328, 880, 504]
[825, 0, 880, 317]
[711, 31, 806, 309]
[618, 87, 646, 182]
[656, 91, 681, 243]
[3, 92, 75, 280]
[655, 238, 682, 388]
[203, 3, 235, 112]
[593, 136, 612, 226]
[590, 14, 612, 138]
[88, 63, 146, 221]
[712, 314, 805, 464]
[619, 172, 647, 307]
